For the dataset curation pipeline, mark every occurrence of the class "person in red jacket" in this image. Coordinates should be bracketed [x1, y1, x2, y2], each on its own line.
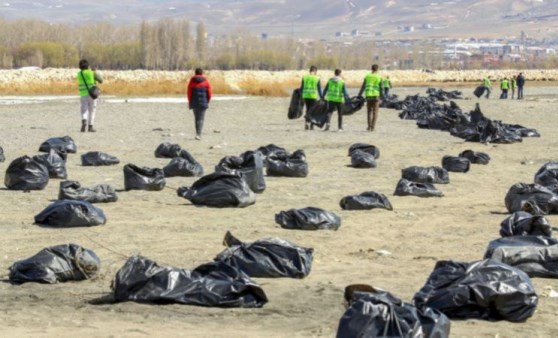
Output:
[187, 68, 212, 140]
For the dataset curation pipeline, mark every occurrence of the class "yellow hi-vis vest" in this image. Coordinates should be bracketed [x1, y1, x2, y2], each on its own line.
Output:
[501, 79, 509, 90]
[483, 78, 491, 87]
[326, 78, 345, 103]
[364, 73, 382, 98]
[77, 69, 95, 97]
[302, 74, 319, 99]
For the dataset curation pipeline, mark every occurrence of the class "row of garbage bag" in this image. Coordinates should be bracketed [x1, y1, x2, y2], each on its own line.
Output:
[287, 88, 365, 122]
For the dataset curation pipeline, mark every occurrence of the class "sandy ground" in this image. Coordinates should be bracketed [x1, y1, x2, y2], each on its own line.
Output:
[0, 86, 558, 337]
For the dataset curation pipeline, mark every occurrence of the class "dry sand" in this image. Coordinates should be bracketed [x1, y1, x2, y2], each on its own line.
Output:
[0, 86, 558, 337]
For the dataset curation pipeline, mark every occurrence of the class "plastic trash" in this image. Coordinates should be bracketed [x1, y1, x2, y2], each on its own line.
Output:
[4, 155, 49, 190]
[307, 100, 329, 128]
[38, 136, 77, 154]
[500, 211, 551, 237]
[9, 244, 100, 284]
[427, 87, 463, 101]
[81, 151, 120, 166]
[288, 88, 303, 119]
[0, 146, 4, 162]
[340, 191, 393, 211]
[214, 231, 313, 278]
[32, 149, 67, 179]
[401, 166, 449, 184]
[473, 86, 486, 98]
[350, 149, 377, 168]
[441, 156, 470, 173]
[380, 94, 405, 110]
[34, 200, 106, 227]
[394, 178, 443, 197]
[123, 164, 166, 191]
[341, 96, 366, 116]
[413, 259, 538, 322]
[534, 161, 558, 189]
[112, 255, 268, 308]
[177, 171, 256, 208]
[337, 287, 450, 338]
[266, 149, 308, 177]
[504, 183, 558, 215]
[58, 180, 118, 203]
[215, 151, 265, 193]
[458, 150, 490, 165]
[348, 143, 380, 159]
[163, 157, 204, 177]
[275, 207, 341, 231]
[154, 142, 183, 158]
[484, 236, 558, 278]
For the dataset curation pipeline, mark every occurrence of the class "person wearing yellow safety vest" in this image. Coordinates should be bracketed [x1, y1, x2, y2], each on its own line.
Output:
[322, 69, 350, 131]
[482, 76, 491, 99]
[510, 76, 517, 99]
[77, 59, 103, 132]
[357, 64, 383, 132]
[382, 76, 392, 97]
[300, 65, 322, 130]
[500, 78, 509, 99]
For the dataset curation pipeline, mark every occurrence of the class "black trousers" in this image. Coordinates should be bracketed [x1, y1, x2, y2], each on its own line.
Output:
[326, 101, 343, 129]
[304, 98, 317, 122]
[193, 108, 206, 136]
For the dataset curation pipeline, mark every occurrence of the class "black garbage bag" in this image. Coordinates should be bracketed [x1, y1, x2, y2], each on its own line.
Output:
[123, 164, 166, 191]
[401, 166, 449, 184]
[266, 149, 308, 177]
[177, 171, 256, 208]
[38, 136, 77, 154]
[441, 156, 470, 173]
[534, 162, 558, 189]
[341, 96, 366, 116]
[500, 211, 552, 237]
[0, 146, 4, 162]
[275, 207, 341, 231]
[154, 142, 183, 158]
[350, 149, 377, 168]
[257, 144, 288, 159]
[32, 149, 67, 179]
[34, 200, 106, 227]
[473, 86, 486, 98]
[413, 259, 538, 322]
[9, 244, 100, 284]
[394, 178, 443, 197]
[380, 94, 404, 110]
[59, 180, 118, 203]
[163, 157, 204, 177]
[4, 155, 49, 190]
[215, 151, 265, 193]
[337, 287, 451, 338]
[348, 143, 380, 159]
[427, 87, 463, 101]
[112, 255, 268, 308]
[458, 150, 490, 165]
[307, 100, 329, 128]
[340, 191, 393, 211]
[288, 88, 303, 119]
[484, 236, 558, 278]
[504, 183, 558, 215]
[507, 124, 541, 138]
[214, 231, 313, 278]
[81, 151, 120, 166]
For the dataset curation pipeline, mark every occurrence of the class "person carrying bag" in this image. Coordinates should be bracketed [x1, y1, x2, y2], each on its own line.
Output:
[77, 59, 102, 132]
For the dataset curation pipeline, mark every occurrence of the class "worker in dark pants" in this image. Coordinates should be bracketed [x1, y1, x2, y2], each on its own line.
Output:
[516, 72, 525, 99]
[358, 64, 383, 131]
[322, 69, 349, 132]
[300, 65, 322, 130]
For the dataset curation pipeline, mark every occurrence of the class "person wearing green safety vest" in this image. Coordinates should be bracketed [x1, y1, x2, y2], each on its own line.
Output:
[382, 76, 392, 97]
[482, 76, 491, 99]
[357, 64, 383, 132]
[322, 69, 349, 131]
[300, 65, 322, 130]
[77, 59, 103, 132]
[510, 76, 517, 99]
[500, 78, 509, 99]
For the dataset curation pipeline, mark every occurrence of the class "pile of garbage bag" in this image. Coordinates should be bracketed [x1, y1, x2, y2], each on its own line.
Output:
[337, 286, 450, 338]
[163, 157, 204, 177]
[214, 231, 313, 278]
[257, 144, 288, 163]
[341, 96, 366, 116]
[266, 149, 308, 177]
[112, 255, 268, 307]
[504, 183, 558, 214]
[33, 149, 67, 179]
[441, 155, 470, 173]
[177, 171, 256, 208]
[340, 191, 393, 211]
[426, 87, 463, 101]
[394, 179, 443, 197]
[215, 151, 265, 193]
[458, 150, 490, 165]
[275, 207, 341, 230]
[38, 136, 77, 155]
[380, 94, 404, 110]
[59, 180, 118, 203]
[34, 200, 106, 227]
[288, 88, 303, 119]
[500, 211, 552, 237]
[9, 244, 100, 284]
[484, 236, 558, 278]
[123, 164, 166, 191]
[413, 259, 538, 322]
[534, 161, 558, 190]
[4, 155, 49, 190]
[81, 151, 120, 166]
[401, 166, 449, 184]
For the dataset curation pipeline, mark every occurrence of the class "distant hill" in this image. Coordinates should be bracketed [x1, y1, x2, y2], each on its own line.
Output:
[1, 0, 557, 39]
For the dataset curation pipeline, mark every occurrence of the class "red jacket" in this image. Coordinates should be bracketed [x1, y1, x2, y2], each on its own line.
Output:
[187, 75, 212, 109]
